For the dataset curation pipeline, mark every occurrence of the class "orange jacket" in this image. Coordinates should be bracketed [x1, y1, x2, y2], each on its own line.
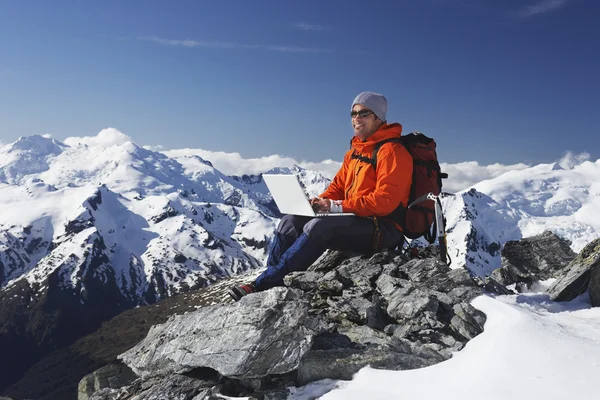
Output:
[320, 123, 413, 229]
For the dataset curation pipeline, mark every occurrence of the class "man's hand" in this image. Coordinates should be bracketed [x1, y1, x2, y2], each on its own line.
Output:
[310, 198, 330, 213]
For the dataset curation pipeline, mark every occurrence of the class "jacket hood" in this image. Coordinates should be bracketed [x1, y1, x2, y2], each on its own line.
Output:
[350, 123, 403, 153]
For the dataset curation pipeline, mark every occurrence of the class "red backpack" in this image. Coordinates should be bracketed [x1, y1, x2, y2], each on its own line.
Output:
[350, 132, 446, 243]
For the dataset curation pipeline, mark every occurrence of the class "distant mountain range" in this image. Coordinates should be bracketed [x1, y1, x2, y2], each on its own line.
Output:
[0, 133, 329, 390]
[0, 132, 599, 391]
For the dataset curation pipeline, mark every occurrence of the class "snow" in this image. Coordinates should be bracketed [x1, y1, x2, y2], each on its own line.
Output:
[441, 157, 600, 276]
[292, 292, 600, 400]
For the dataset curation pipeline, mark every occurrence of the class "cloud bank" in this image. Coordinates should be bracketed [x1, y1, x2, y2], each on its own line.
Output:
[163, 148, 538, 193]
[61, 129, 592, 195]
[162, 148, 343, 181]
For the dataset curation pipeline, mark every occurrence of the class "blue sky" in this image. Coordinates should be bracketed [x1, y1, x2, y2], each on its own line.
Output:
[0, 0, 598, 165]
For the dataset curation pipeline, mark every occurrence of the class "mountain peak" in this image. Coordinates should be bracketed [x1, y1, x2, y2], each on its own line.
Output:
[7, 134, 67, 154]
[0, 135, 69, 184]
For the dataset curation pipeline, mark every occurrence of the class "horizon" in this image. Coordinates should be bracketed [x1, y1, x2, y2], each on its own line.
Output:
[1, 0, 599, 166]
[1, 127, 597, 195]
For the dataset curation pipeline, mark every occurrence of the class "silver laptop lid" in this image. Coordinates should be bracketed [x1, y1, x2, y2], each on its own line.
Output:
[262, 174, 316, 217]
[262, 174, 354, 217]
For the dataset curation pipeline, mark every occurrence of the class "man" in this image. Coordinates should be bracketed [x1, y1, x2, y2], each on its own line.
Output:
[229, 92, 413, 301]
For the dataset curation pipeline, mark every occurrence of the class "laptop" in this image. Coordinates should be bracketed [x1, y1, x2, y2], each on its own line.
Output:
[262, 174, 355, 217]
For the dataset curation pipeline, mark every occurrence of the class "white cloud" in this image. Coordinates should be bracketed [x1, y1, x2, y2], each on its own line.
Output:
[440, 161, 530, 193]
[293, 22, 330, 31]
[63, 128, 133, 148]
[152, 143, 595, 196]
[557, 150, 590, 170]
[163, 148, 342, 179]
[516, 0, 571, 18]
[163, 148, 534, 193]
[137, 36, 329, 54]
[143, 144, 165, 151]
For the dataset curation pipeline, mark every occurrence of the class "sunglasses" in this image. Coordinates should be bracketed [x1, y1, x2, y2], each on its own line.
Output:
[350, 109, 374, 118]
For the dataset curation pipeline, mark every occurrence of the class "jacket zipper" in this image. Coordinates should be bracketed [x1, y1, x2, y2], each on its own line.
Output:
[346, 161, 362, 199]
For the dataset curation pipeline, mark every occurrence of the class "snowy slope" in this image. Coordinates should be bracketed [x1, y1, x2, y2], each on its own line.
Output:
[297, 292, 600, 400]
[442, 160, 600, 277]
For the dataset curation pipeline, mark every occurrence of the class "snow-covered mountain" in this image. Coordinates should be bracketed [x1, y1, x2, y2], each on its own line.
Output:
[2, 129, 600, 393]
[3, 131, 600, 297]
[0, 131, 332, 391]
[0, 132, 332, 298]
[444, 160, 600, 277]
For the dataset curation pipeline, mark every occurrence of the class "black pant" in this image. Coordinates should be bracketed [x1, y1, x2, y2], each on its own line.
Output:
[254, 215, 404, 290]
[278, 215, 403, 253]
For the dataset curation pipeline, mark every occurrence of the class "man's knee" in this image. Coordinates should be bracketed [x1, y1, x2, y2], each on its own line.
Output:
[302, 218, 332, 242]
[276, 214, 306, 236]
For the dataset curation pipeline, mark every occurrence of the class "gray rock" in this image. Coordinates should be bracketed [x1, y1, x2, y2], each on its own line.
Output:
[493, 231, 576, 289]
[296, 345, 441, 386]
[386, 323, 415, 339]
[547, 238, 600, 302]
[388, 288, 439, 321]
[88, 388, 119, 400]
[447, 286, 483, 303]
[450, 303, 486, 340]
[428, 290, 454, 306]
[376, 274, 440, 320]
[119, 288, 325, 379]
[308, 250, 361, 273]
[311, 332, 353, 350]
[337, 325, 392, 347]
[365, 293, 394, 331]
[375, 274, 410, 299]
[262, 389, 290, 400]
[78, 363, 137, 400]
[404, 258, 450, 283]
[326, 294, 371, 324]
[384, 311, 444, 340]
[336, 259, 383, 289]
[89, 375, 213, 400]
[428, 268, 478, 294]
[316, 271, 344, 296]
[483, 276, 515, 295]
[590, 264, 600, 307]
[283, 271, 324, 291]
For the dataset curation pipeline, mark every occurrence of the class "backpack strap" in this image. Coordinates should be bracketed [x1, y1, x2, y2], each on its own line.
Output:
[350, 150, 377, 167]
[350, 138, 404, 170]
[371, 138, 404, 170]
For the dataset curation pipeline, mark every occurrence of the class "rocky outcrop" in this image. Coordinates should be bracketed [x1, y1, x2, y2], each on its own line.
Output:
[86, 249, 486, 399]
[547, 238, 600, 305]
[491, 231, 576, 291]
[589, 266, 600, 306]
[78, 363, 137, 400]
[120, 288, 325, 379]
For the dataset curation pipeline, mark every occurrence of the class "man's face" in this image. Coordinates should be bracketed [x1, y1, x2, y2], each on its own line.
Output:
[352, 104, 381, 140]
